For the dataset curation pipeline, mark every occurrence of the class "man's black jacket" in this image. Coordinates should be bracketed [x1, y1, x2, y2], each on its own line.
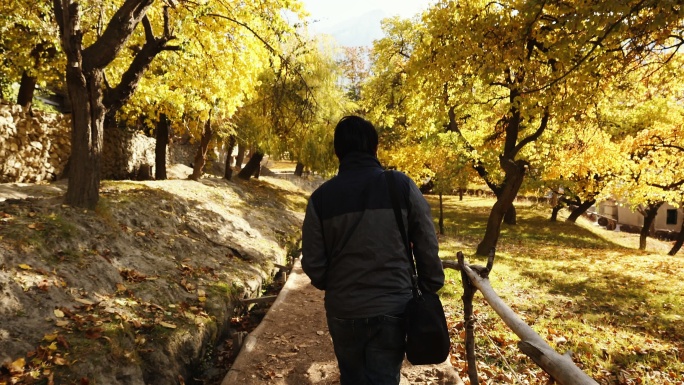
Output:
[301, 152, 445, 318]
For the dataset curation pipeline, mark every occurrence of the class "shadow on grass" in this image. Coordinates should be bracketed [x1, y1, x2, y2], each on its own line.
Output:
[430, 196, 683, 350]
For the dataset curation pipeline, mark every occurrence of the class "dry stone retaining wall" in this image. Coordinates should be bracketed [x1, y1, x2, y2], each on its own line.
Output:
[0, 102, 71, 183]
[0, 101, 158, 182]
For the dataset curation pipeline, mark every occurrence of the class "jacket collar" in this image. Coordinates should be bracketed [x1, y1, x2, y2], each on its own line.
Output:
[338, 152, 382, 173]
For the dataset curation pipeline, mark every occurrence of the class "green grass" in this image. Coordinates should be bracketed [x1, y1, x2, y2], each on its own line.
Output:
[427, 195, 684, 384]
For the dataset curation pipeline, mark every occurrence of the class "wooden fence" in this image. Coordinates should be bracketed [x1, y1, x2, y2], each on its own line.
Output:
[442, 251, 599, 385]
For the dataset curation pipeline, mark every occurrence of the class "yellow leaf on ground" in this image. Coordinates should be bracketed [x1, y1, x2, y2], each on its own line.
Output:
[160, 321, 177, 329]
[18, 264, 32, 270]
[116, 283, 127, 293]
[54, 309, 65, 318]
[53, 357, 67, 366]
[9, 357, 25, 374]
[43, 332, 58, 342]
[75, 298, 95, 305]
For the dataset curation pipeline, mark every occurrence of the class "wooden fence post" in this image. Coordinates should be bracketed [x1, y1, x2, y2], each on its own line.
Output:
[458, 251, 479, 384]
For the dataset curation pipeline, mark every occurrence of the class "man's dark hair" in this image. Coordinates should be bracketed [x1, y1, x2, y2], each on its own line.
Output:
[334, 115, 378, 160]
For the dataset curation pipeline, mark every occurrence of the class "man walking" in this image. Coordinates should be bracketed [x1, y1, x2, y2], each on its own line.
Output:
[301, 115, 445, 385]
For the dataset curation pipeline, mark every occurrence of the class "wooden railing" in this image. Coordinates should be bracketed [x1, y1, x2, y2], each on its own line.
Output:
[442, 251, 598, 385]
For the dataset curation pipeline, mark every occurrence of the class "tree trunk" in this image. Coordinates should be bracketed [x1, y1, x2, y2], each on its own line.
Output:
[550, 204, 562, 222]
[54, 0, 173, 208]
[224, 135, 237, 180]
[439, 192, 445, 235]
[64, 66, 105, 209]
[294, 162, 304, 177]
[639, 202, 664, 250]
[238, 151, 264, 180]
[566, 199, 596, 223]
[476, 163, 526, 255]
[459, 188, 464, 201]
[503, 204, 517, 225]
[189, 119, 213, 181]
[235, 143, 246, 170]
[17, 71, 37, 109]
[669, 219, 684, 256]
[155, 113, 169, 180]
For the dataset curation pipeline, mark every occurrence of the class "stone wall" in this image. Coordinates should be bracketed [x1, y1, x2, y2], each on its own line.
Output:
[102, 127, 156, 180]
[0, 102, 71, 183]
[0, 101, 157, 182]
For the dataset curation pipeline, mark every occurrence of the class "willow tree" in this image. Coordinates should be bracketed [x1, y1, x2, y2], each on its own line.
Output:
[234, 32, 350, 180]
[404, 0, 683, 255]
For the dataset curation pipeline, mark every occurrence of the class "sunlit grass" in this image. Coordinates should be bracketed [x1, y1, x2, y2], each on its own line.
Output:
[427, 195, 684, 384]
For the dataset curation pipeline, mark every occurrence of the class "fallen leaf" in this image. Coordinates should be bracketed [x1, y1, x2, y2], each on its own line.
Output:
[116, 283, 127, 293]
[160, 321, 177, 329]
[75, 298, 95, 306]
[9, 357, 25, 374]
[56, 320, 70, 327]
[554, 336, 568, 344]
[53, 356, 67, 366]
[37, 280, 50, 291]
[18, 264, 32, 270]
[54, 309, 65, 318]
[43, 332, 59, 342]
[135, 231, 146, 237]
[85, 327, 102, 339]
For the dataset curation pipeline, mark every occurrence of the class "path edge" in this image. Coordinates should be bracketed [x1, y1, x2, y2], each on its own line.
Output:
[221, 256, 304, 385]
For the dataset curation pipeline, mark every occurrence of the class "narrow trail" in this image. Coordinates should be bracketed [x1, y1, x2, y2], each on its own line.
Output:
[222, 259, 463, 385]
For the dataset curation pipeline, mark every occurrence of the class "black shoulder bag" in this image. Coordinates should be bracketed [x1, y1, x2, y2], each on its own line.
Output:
[385, 170, 451, 365]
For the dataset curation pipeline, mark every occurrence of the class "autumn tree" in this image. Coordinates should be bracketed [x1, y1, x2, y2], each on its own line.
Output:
[113, 0, 304, 181]
[0, 0, 64, 109]
[51, 0, 180, 208]
[537, 115, 621, 223]
[362, 16, 420, 131]
[339, 46, 369, 102]
[234, 32, 350, 180]
[396, 0, 684, 255]
[596, 50, 684, 252]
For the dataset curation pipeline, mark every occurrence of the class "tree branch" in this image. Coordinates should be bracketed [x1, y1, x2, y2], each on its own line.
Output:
[521, 0, 649, 95]
[82, 0, 154, 71]
[103, 9, 179, 115]
[512, 107, 549, 157]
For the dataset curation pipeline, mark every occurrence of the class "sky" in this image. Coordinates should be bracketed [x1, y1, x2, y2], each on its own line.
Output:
[298, 0, 435, 46]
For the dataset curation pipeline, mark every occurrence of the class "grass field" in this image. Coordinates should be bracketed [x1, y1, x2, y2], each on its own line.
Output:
[427, 195, 683, 385]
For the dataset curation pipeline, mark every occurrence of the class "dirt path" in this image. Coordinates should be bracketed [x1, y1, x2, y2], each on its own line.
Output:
[222, 259, 464, 385]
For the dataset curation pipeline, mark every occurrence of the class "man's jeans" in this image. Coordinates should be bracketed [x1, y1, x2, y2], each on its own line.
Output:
[327, 314, 406, 385]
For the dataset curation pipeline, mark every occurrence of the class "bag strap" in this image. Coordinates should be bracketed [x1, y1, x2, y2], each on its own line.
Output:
[385, 170, 422, 298]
